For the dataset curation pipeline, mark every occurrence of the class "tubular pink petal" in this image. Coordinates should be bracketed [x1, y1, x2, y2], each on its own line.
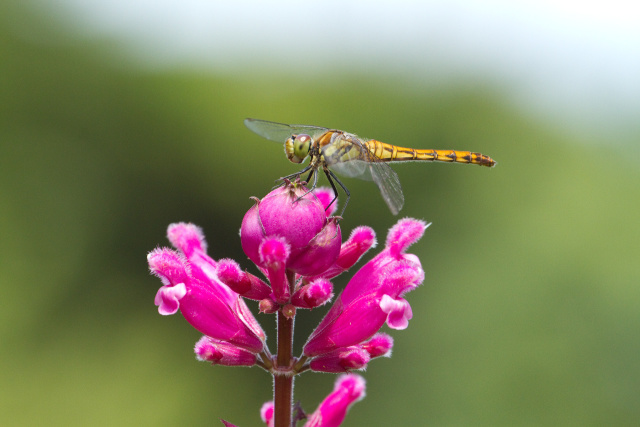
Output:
[177, 279, 266, 353]
[291, 278, 333, 309]
[166, 224, 228, 299]
[309, 347, 370, 373]
[361, 333, 394, 358]
[304, 221, 428, 356]
[305, 374, 366, 427]
[307, 226, 377, 280]
[379, 295, 413, 330]
[147, 248, 190, 286]
[167, 223, 219, 278]
[149, 230, 267, 352]
[385, 218, 429, 258]
[336, 226, 376, 269]
[167, 222, 207, 257]
[382, 262, 425, 297]
[259, 237, 291, 266]
[259, 237, 290, 303]
[303, 294, 389, 357]
[216, 259, 248, 293]
[194, 336, 257, 366]
[241, 273, 273, 300]
[217, 259, 271, 300]
[260, 401, 275, 427]
[232, 296, 268, 342]
[334, 373, 366, 398]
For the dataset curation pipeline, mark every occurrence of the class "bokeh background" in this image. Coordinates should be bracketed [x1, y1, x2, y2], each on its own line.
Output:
[2, 1, 639, 425]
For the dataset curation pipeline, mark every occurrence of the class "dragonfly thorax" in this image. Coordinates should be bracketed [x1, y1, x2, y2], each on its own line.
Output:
[285, 134, 312, 164]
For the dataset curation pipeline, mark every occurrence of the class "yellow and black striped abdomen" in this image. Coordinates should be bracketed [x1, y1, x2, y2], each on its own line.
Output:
[364, 140, 496, 167]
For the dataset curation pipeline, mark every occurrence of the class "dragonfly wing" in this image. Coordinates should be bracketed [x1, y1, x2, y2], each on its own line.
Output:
[369, 160, 404, 215]
[323, 134, 404, 214]
[331, 159, 404, 214]
[329, 158, 371, 180]
[244, 118, 328, 142]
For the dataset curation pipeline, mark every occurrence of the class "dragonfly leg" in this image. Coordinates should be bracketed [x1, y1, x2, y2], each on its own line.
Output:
[325, 168, 350, 218]
[305, 169, 314, 186]
[274, 165, 313, 189]
[295, 169, 318, 202]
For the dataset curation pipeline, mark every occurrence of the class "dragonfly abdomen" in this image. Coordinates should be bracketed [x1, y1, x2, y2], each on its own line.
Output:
[366, 140, 496, 167]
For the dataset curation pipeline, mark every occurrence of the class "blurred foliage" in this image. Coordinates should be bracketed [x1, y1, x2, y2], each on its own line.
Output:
[1, 2, 639, 426]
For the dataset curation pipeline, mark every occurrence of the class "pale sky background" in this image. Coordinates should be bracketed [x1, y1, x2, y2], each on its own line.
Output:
[46, 0, 640, 145]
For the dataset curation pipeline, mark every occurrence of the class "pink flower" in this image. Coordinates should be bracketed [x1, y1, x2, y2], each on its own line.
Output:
[148, 225, 266, 353]
[241, 183, 342, 277]
[304, 374, 366, 427]
[303, 219, 428, 357]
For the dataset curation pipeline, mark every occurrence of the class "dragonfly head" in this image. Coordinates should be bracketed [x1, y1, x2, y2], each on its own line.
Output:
[285, 134, 312, 164]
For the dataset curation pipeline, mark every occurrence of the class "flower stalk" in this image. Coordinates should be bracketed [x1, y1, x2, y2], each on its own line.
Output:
[274, 310, 294, 426]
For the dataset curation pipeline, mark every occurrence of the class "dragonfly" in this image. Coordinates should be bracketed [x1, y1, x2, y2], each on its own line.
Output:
[244, 118, 496, 216]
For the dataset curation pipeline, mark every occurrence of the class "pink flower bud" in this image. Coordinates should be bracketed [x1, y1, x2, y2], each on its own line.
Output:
[259, 297, 279, 314]
[259, 237, 290, 303]
[309, 347, 370, 373]
[240, 183, 341, 277]
[304, 374, 366, 427]
[282, 304, 296, 319]
[291, 278, 333, 309]
[360, 333, 393, 358]
[216, 259, 271, 300]
[333, 226, 376, 272]
[195, 336, 257, 366]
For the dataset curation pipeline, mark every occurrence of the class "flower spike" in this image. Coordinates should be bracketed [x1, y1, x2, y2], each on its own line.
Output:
[148, 179, 429, 427]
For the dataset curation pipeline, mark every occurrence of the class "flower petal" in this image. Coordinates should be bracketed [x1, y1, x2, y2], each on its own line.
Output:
[385, 218, 429, 258]
[379, 295, 413, 330]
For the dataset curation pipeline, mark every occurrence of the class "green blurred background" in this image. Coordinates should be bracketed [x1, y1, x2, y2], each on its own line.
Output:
[2, 1, 639, 426]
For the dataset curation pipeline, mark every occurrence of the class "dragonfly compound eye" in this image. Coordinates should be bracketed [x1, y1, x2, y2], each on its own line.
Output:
[285, 134, 312, 164]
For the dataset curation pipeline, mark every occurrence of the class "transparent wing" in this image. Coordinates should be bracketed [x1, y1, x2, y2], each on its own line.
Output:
[323, 133, 405, 215]
[244, 118, 328, 142]
[369, 160, 404, 215]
